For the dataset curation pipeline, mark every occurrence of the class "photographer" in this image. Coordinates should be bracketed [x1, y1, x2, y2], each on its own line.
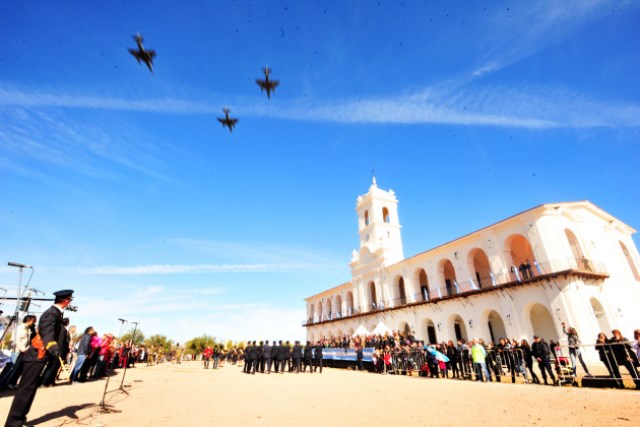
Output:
[2, 315, 36, 390]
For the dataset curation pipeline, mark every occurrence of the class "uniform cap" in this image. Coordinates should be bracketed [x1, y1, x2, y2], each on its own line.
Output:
[53, 289, 74, 298]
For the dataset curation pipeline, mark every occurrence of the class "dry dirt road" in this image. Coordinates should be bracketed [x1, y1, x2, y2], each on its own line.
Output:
[1, 362, 639, 426]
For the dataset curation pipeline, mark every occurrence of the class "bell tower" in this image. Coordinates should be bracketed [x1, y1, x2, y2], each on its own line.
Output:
[350, 177, 404, 273]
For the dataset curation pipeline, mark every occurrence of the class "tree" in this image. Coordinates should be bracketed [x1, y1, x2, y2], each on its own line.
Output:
[121, 328, 145, 346]
[184, 334, 217, 356]
[144, 334, 172, 352]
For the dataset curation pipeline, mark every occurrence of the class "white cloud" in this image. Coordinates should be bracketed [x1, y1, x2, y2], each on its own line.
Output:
[75, 262, 313, 275]
[3, 82, 639, 132]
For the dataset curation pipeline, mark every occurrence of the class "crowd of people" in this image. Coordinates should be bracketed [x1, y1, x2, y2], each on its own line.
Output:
[0, 289, 173, 426]
[317, 325, 640, 389]
[0, 317, 157, 391]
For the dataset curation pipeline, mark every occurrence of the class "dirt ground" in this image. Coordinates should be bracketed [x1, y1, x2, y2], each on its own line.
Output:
[1, 362, 639, 426]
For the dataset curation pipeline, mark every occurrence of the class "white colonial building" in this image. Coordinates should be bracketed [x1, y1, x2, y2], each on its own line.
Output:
[304, 179, 640, 360]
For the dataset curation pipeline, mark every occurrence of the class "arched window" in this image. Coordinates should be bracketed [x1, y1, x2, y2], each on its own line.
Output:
[382, 207, 390, 223]
[620, 241, 640, 281]
[364, 210, 370, 226]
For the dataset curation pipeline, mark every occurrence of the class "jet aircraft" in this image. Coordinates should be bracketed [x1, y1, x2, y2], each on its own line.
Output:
[128, 33, 156, 72]
[217, 108, 239, 133]
[255, 66, 279, 99]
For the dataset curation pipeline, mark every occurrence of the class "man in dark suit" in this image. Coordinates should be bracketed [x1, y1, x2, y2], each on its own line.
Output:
[256, 341, 264, 373]
[291, 341, 303, 373]
[303, 341, 314, 373]
[5, 289, 73, 427]
[283, 341, 292, 372]
[531, 336, 557, 385]
[243, 341, 252, 373]
[262, 341, 272, 374]
[314, 341, 324, 373]
[249, 341, 258, 374]
[272, 341, 280, 373]
[276, 340, 286, 374]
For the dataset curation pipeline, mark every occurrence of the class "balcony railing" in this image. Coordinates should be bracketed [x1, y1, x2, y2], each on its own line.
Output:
[304, 257, 607, 326]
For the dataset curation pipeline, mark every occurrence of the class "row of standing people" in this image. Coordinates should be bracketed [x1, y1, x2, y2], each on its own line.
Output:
[240, 340, 324, 374]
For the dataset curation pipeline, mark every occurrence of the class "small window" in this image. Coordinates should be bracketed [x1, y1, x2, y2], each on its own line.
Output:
[364, 210, 370, 226]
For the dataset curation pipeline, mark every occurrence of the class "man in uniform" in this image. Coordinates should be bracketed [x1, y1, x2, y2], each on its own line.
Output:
[303, 341, 314, 373]
[276, 340, 285, 374]
[5, 289, 73, 427]
[291, 341, 303, 373]
[41, 317, 71, 386]
[249, 341, 258, 374]
[314, 340, 324, 373]
[262, 340, 272, 374]
[243, 341, 252, 373]
[256, 341, 264, 373]
[283, 341, 292, 373]
[272, 341, 280, 373]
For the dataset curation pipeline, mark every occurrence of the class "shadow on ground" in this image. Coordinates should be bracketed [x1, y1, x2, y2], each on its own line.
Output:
[27, 403, 95, 424]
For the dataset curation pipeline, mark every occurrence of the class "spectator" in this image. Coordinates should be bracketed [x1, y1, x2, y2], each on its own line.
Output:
[610, 329, 640, 390]
[562, 322, 591, 377]
[531, 336, 557, 385]
[470, 339, 490, 382]
[596, 332, 623, 389]
[71, 326, 94, 383]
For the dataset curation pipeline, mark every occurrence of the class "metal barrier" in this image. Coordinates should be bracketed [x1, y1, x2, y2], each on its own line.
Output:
[317, 341, 639, 389]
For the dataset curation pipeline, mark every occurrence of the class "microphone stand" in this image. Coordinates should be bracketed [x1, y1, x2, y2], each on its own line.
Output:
[98, 319, 127, 413]
[119, 321, 138, 394]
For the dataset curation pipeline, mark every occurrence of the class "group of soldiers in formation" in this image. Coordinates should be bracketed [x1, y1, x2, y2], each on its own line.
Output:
[240, 340, 324, 374]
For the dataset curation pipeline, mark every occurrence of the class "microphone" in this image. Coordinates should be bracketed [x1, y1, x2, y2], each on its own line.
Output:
[7, 262, 32, 269]
[118, 318, 127, 323]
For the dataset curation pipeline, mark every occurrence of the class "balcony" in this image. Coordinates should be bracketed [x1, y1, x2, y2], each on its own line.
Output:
[303, 257, 608, 326]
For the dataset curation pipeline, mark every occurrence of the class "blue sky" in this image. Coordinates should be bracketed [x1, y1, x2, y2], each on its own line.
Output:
[1, 0, 639, 343]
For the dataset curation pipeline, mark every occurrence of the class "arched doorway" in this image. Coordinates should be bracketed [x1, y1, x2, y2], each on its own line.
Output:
[565, 229, 584, 261]
[317, 301, 323, 321]
[394, 276, 407, 305]
[505, 234, 535, 279]
[325, 298, 332, 320]
[369, 281, 377, 311]
[309, 304, 315, 323]
[346, 291, 354, 316]
[450, 314, 468, 342]
[334, 295, 343, 318]
[469, 248, 492, 289]
[417, 269, 429, 301]
[440, 259, 457, 296]
[424, 319, 437, 344]
[590, 298, 611, 334]
[529, 303, 558, 341]
[487, 310, 508, 344]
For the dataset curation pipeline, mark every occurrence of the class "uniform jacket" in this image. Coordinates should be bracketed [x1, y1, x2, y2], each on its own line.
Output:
[292, 344, 303, 358]
[24, 305, 63, 362]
